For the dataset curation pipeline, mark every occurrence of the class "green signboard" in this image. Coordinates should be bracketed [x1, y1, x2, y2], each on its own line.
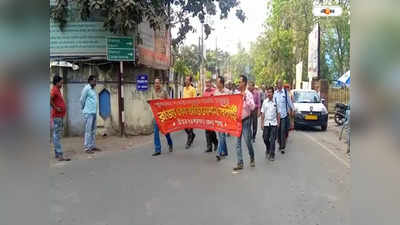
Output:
[107, 37, 135, 61]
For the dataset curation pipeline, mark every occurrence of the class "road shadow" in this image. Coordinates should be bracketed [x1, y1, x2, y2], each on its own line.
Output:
[295, 125, 323, 132]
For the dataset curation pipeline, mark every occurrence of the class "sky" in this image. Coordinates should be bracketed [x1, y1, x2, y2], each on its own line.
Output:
[172, 0, 270, 55]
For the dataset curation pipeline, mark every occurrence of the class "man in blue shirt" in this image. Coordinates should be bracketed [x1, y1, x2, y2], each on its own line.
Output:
[80, 75, 100, 154]
[273, 80, 294, 154]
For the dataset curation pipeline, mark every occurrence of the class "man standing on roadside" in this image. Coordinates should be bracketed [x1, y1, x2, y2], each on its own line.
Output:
[203, 79, 218, 153]
[274, 80, 294, 154]
[233, 75, 256, 170]
[260, 87, 280, 161]
[248, 81, 261, 143]
[183, 76, 197, 149]
[214, 76, 230, 161]
[150, 78, 173, 156]
[50, 75, 70, 161]
[80, 75, 100, 154]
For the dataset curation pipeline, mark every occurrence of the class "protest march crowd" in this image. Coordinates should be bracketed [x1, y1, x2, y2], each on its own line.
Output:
[50, 74, 294, 171]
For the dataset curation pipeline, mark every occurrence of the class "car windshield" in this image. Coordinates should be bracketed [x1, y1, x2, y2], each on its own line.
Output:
[293, 91, 320, 103]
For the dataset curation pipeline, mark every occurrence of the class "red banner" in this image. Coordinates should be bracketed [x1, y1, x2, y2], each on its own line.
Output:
[148, 95, 243, 137]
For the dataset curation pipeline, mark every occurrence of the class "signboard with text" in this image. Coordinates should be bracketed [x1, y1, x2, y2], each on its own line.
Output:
[308, 24, 319, 80]
[138, 20, 171, 70]
[137, 75, 148, 91]
[107, 37, 135, 61]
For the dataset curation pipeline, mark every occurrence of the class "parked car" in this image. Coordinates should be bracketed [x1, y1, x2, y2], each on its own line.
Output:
[291, 89, 329, 131]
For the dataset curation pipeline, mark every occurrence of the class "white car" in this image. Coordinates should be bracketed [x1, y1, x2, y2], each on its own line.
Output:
[291, 89, 328, 131]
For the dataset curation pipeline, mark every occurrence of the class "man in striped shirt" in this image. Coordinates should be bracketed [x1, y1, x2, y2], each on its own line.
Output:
[233, 75, 256, 170]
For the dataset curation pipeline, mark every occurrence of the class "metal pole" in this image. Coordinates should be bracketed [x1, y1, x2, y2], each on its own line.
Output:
[317, 22, 321, 80]
[118, 61, 124, 136]
[201, 22, 204, 93]
[216, 36, 219, 77]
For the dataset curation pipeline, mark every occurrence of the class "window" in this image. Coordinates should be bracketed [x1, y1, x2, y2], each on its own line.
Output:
[293, 91, 320, 103]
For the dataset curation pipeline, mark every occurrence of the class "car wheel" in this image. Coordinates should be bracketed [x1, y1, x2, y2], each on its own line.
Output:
[321, 123, 328, 131]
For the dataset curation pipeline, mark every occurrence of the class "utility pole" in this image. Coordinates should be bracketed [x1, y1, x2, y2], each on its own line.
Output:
[200, 22, 205, 93]
[216, 36, 219, 77]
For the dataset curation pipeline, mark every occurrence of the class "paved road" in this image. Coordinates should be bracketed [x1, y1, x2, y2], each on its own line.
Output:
[50, 125, 350, 225]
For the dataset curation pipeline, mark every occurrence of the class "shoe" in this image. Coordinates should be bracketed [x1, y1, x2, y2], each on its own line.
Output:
[85, 150, 95, 154]
[216, 155, 221, 161]
[233, 164, 244, 170]
[152, 152, 161, 156]
[205, 149, 212, 153]
[186, 136, 191, 147]
[250, 159, 255, 167]
[56, 156, 71, 161]
[281, 150, 285, 154]
[92, 147, 101, 152]
[269, 155, 275, 161]
[169, 145, 173, 152]
[185, 144, 190, 149]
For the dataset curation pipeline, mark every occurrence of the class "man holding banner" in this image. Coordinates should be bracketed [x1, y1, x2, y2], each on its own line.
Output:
[149, 78, 173, 156]
[183, 76, 197, 149]
[202, 79, 218, 153]
[214, 76, 231, 161]
[147, 76, 245, 161]
[233, 75, 256, 170]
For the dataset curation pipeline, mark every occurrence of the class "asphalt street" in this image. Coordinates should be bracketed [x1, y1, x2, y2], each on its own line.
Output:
[50, 124, 350, 225]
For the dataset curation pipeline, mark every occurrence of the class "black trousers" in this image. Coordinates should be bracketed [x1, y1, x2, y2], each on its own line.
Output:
[205, 130, 218, 150]
[250, 110, 258, 140]
[277, 116, 290, 149]
[263, 126, 277, 156]
[185, 128, 195, 145]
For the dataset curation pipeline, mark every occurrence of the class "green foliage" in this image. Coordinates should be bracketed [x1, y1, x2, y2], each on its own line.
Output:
[50, 0, 246, 47]
[319, 0, 350, 80]
[250, 0, 350, 86]
[230, 43, 252, 81]
[174, 44, 201, 75]
[205, 71, 212, 80]
[173, 59, 191, 78]
[50, 0, 69, 30]
[205, 49, 229, 75]
[194, 71, 200, 82]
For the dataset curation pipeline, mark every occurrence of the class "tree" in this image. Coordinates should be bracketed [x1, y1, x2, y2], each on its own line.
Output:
[205, 49, 230, 75]
[319, 0, 350, 81]
[250, 0, 350, 86]
[172, 44, 201, 85]
[230, 43, 252, 81]
[51, 0, 246, 47]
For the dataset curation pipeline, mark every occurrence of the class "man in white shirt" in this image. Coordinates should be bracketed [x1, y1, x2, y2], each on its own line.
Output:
[261, 87, 280, 161]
